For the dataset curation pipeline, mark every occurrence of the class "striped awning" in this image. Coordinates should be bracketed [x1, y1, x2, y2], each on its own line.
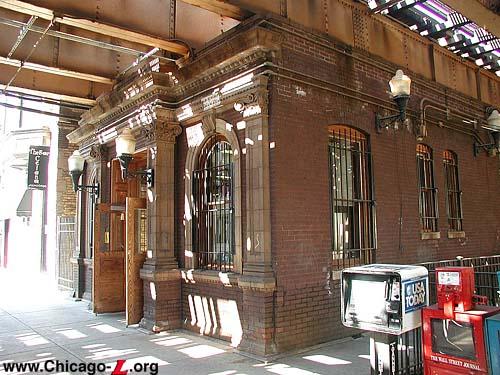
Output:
[16, 189, 32, 217]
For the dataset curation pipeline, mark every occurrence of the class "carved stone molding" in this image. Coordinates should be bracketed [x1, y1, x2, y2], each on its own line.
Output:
[201, 112, 216, 134]
[138, 107, 182, 143]
[156, 121, 182, 143]
[89, 144, 106, 161]
[141, 121, 182, 143]
[141, 122, 155, 142]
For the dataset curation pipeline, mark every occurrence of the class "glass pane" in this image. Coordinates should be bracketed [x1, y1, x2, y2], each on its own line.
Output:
[111, 211, 125, 252]
[431, 319, 476, 360]
[98, 211, 110, 253]
[135, 208, 147, 254]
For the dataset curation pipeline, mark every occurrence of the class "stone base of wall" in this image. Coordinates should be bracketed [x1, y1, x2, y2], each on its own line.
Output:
[140, 271, 181, 332]
[239, 288, 277, 357]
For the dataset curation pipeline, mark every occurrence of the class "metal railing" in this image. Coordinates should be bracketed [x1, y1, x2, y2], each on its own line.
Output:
[418, 255, 500, 306]
[393, 255, 500, 374]
[396, 327, 423, 375]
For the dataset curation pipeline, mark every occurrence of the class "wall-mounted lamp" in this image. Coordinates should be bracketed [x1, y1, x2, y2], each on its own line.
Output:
[474, 109, 500, 156]
[115, 128, 154, 187]
[67, 150, 99, 198]
[375, 70, 412, 133]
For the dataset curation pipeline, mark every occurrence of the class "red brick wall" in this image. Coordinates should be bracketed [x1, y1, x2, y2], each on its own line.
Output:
[182, 280, 243, 344]
[169, 22, 500, 354]
[267, 25, 500, 352]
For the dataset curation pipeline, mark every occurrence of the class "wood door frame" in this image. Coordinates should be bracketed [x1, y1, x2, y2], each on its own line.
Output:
[125, 197, 147, 325]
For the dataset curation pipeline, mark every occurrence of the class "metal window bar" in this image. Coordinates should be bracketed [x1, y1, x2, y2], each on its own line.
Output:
[329, 126, 376, 270]
[443, 151, 463, 232]
[193, 135, 235, 271]
[417, 145, 438, 232]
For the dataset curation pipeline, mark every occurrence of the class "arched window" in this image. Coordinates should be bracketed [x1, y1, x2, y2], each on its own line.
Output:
[329, 125, 376, 269]
[193, 134, 234, 271]
[417, 144, 438, 232]
[443, 150, 463, 232]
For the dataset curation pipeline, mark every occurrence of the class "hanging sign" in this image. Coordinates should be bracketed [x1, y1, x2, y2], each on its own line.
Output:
[27, 145, 50, 190]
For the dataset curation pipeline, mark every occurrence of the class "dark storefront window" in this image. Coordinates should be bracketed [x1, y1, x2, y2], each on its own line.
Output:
[417, 144, 438, 232]
[329, 125, 376, 270]
[193, 134, 234, 271]
[443, 150, 463, 232]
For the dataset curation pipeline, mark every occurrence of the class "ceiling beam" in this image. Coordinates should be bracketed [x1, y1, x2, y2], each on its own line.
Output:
[180, 0, 250, 20]
[0, 85, 96, 106]
[0, 0, 189, 56]
[439, 0, 500, 37]
[0, 56, 113, 84]
[370, 0, 405, 14]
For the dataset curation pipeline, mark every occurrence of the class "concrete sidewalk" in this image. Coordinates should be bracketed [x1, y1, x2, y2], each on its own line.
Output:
[0, 270, 370, 375]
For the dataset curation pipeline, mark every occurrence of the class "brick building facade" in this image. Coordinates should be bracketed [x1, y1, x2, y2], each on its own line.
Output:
[67, 7, 500, 357]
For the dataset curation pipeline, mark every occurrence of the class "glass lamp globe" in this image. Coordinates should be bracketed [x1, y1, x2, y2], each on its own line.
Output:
[115, 128, 136, 156]
[486, 109, 500, 132]
[68, 150, 85, 172]
[389, 70, 411, 97]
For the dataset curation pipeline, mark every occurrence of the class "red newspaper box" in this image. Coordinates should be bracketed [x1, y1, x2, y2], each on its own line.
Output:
[422, 304, 500, 374]
[436, 267, 474, 317]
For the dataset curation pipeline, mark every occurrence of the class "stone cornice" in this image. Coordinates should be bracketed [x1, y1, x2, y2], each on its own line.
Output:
[67, 25, 281, 147]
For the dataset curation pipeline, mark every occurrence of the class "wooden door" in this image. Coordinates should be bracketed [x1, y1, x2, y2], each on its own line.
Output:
[93, 203, 126, 313]
[126, 197, 147, 325]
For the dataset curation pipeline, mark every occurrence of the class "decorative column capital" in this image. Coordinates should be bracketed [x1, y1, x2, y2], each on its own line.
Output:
[156, 122, 182, 143]
[141, 107, 182, 144]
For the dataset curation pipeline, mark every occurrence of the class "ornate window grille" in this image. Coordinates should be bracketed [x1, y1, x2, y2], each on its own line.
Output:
[329, 126, 376, 270]
[443, 150, 463, 232]
[417, 144, 439, 232]
[193, 134, 235, 271]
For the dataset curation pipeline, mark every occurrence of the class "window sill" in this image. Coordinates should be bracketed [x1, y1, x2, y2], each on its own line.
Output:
[448, 231, 466, 239]
[421, 231, 440, 240]
[180, 269, 239, 287]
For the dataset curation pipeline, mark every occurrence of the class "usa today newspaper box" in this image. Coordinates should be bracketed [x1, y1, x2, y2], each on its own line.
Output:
[341, 264, 429, 375]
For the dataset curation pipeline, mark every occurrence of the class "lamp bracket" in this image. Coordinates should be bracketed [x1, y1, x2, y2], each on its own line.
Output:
[375, 94, 410, 133]
[474, 132, 500, 157]
[77, 183, 100, 199]
[70, 170, 99, 198]
[117, 153, 154, 188]
[123, 168, 154, 188]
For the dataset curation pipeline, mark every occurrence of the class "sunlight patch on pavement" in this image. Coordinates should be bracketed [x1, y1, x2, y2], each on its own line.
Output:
[178, 344, 225, 358]
[54, 328, 87, 339]
[265, 364, 321, 375]
[85, 348, 139, 361]
[152, 337, 192, 347]
[87, 324, 121, 333]
[358, 354, 370, 360]
[16, 333, 49, 346]
[303, 355, 351, 365]
[88, 347, 112, 353]
[82, 343, 106, 349]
